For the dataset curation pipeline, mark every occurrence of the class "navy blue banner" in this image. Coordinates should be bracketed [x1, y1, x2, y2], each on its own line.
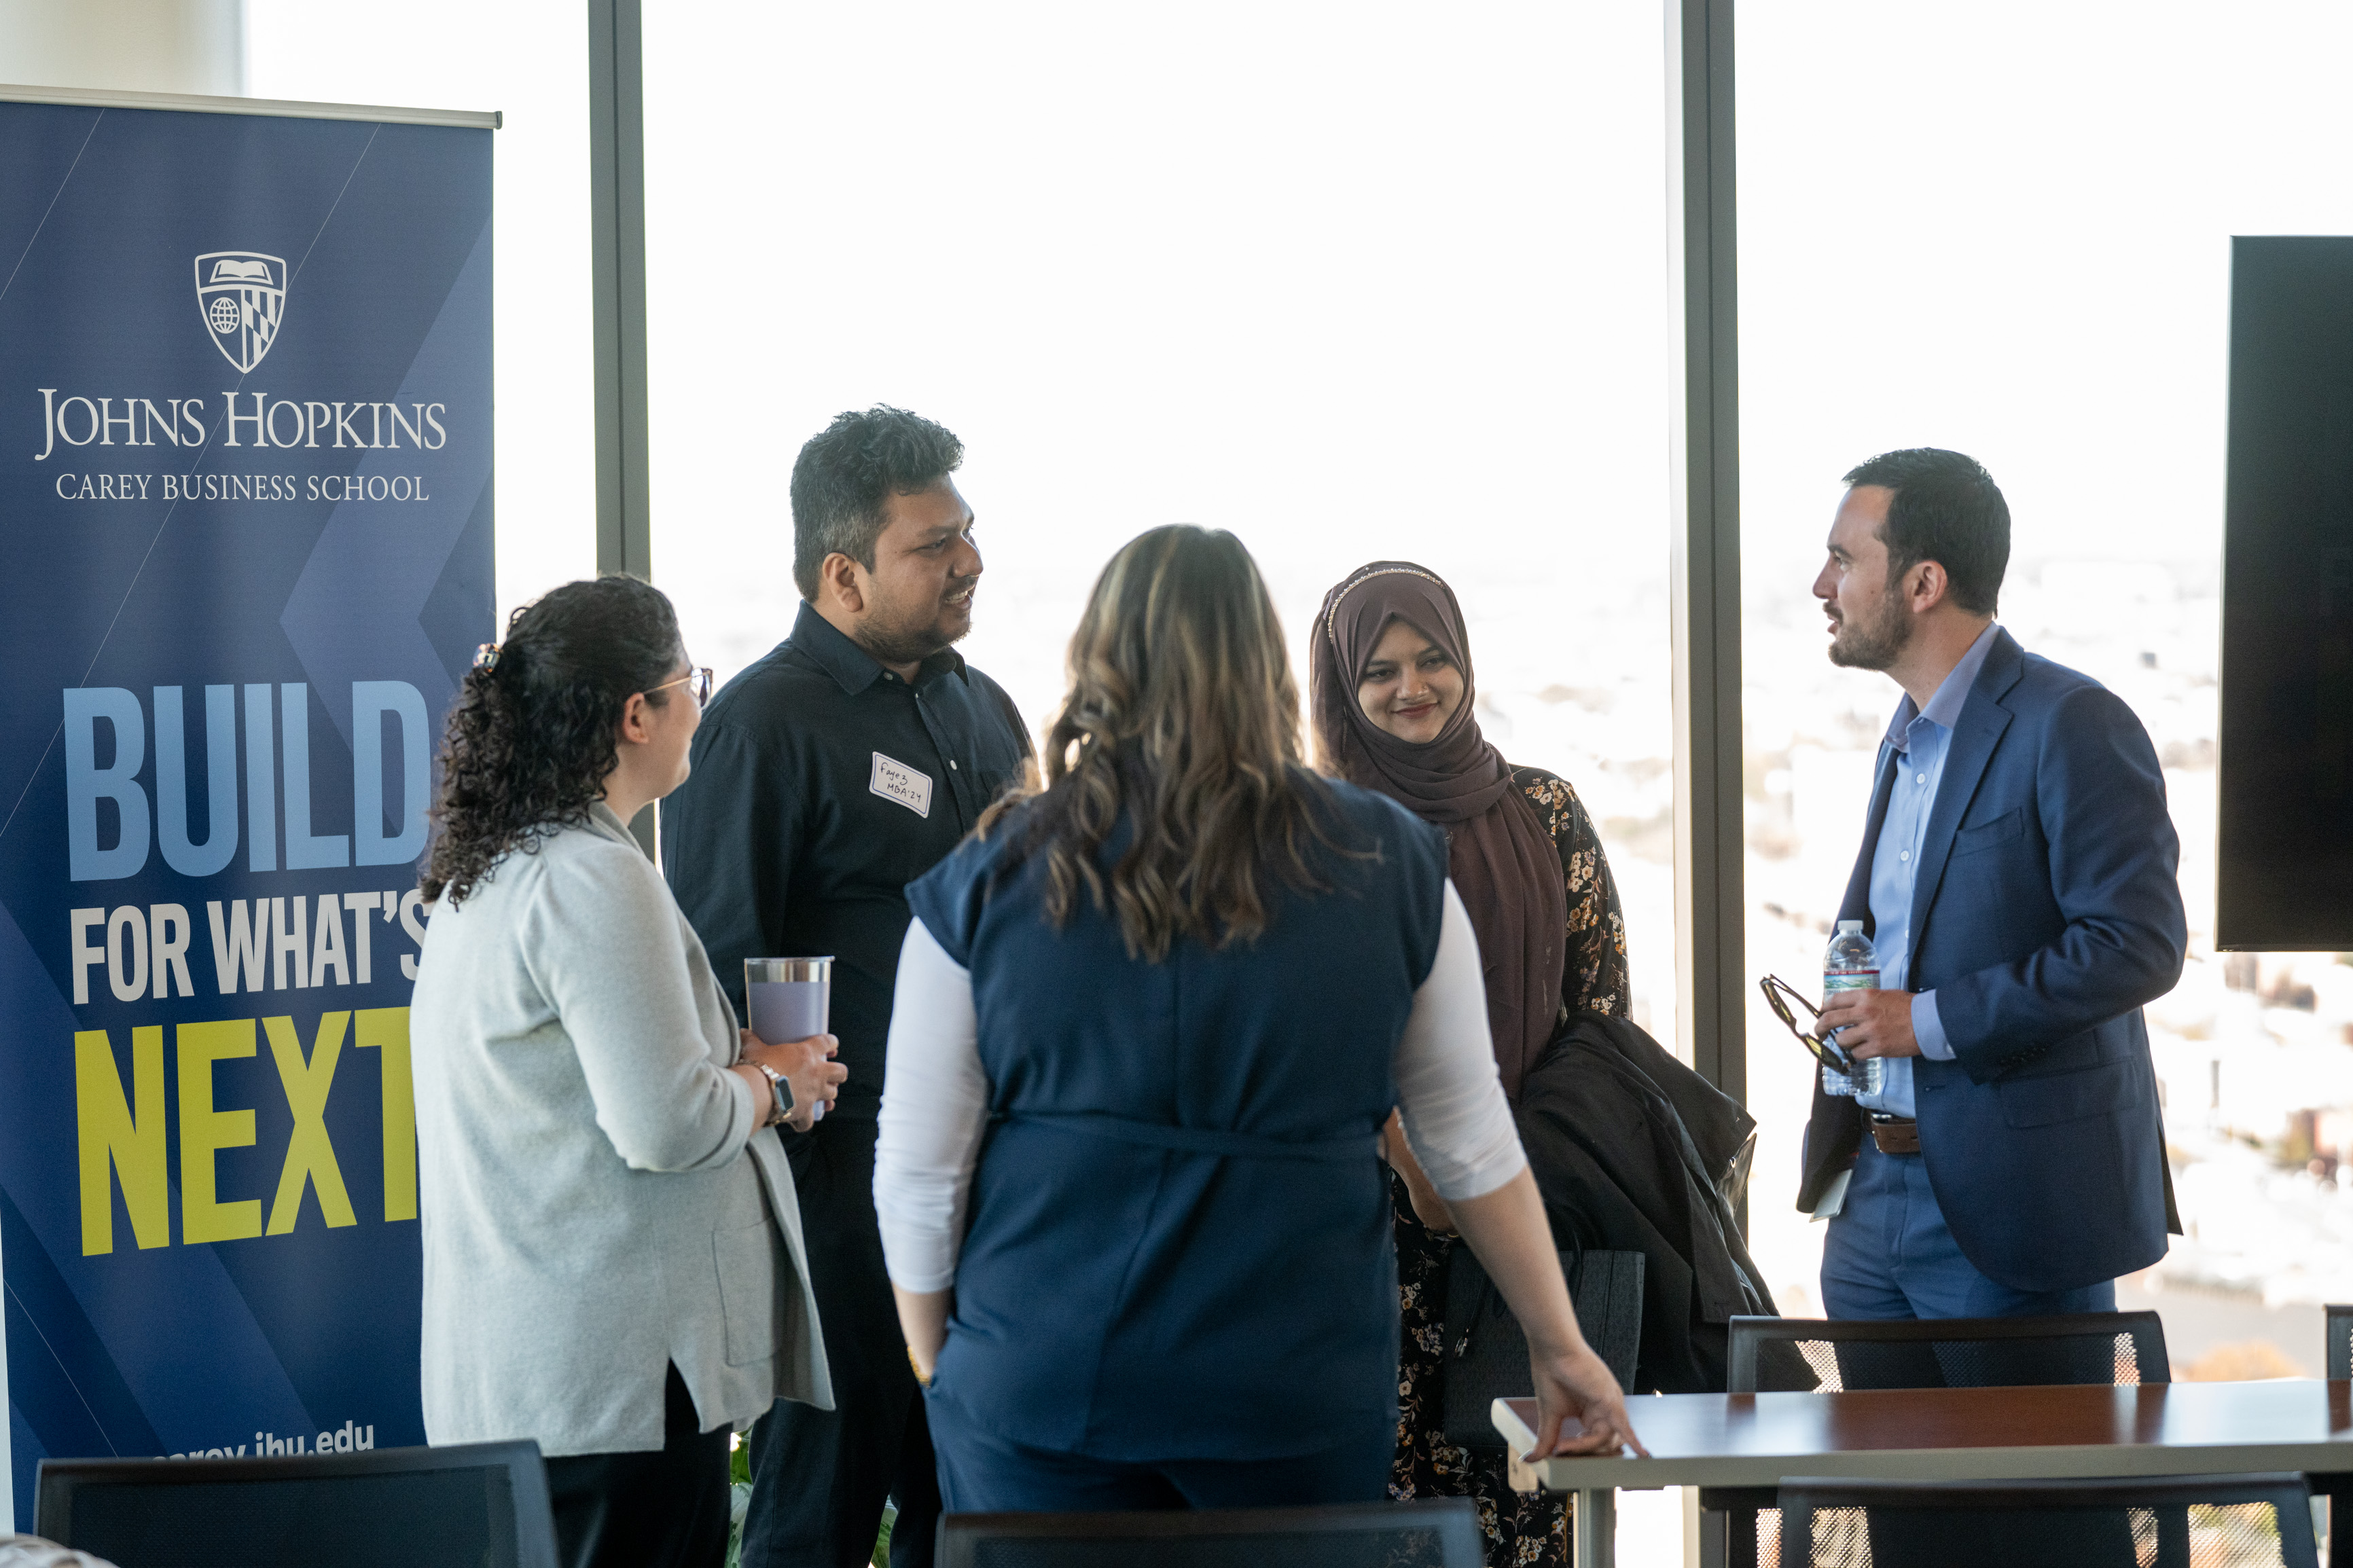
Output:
[0, 100, 492, 1523]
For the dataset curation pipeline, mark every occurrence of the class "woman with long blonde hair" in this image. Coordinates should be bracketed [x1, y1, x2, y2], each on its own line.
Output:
[874, 526, 1640, 1509]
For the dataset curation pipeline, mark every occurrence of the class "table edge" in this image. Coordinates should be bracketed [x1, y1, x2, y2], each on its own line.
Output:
[1527, 1439, 2353, 1489]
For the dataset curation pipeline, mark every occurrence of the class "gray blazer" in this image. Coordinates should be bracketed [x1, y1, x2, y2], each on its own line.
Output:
[410, 803, 832, 1455]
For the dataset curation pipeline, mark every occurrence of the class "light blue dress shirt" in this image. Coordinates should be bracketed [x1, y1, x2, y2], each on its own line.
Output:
[1852, 623, 2000, 1119]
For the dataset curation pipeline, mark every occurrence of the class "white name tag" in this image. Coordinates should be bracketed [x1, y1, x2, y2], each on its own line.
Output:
[869, 752, 934, 818]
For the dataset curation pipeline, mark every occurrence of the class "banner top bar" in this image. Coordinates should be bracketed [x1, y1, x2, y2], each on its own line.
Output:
[0, 82, 501, 130]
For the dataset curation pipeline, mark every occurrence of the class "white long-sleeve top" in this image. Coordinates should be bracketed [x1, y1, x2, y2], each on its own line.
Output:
[875, 878, 1526, 1292]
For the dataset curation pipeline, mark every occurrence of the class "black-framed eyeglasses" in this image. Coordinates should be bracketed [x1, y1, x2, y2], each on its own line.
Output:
[649, 668, 713, 708]
[1759, 974, 1858, 1073]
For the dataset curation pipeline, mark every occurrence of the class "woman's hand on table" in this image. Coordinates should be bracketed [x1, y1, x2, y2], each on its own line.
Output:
[1443, 1166, 1641, 1457]
[1526, 1337, 1649, 1459]
[738, 1029, 847, 1132]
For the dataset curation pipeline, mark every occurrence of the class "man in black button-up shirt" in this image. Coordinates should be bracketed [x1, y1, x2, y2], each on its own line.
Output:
[664, 408, 1028, 1568]
[670, 602, 1027, 1118]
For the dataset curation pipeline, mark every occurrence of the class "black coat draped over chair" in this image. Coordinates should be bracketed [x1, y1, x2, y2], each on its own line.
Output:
[1515, 1013, 1816, 1394]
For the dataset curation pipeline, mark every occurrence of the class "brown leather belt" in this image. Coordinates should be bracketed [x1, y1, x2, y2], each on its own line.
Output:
[1869, 1114, 1921, 1156]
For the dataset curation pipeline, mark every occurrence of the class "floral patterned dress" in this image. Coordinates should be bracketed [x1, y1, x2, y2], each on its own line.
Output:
[1388, 765, 1632, 1565]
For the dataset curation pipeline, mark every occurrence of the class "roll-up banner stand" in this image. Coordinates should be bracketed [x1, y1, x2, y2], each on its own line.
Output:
[0, 85, 496, 1527]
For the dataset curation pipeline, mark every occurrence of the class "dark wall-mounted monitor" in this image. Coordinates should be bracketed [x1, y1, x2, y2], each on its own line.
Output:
[2219, 236, 2353, 949]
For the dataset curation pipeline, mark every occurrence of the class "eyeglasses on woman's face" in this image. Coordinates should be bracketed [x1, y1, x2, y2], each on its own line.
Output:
[647, 668, 713, 708]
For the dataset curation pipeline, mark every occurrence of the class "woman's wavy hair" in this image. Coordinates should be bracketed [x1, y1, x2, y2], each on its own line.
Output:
[982, 525, 1359, 960]
[422, 574, 681, 906]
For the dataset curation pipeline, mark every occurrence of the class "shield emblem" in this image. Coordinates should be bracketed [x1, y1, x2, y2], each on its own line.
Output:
[194, 251, 288, 373]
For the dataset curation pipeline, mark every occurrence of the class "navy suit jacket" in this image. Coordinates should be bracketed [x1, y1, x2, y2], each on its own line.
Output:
[1797, 628, 2187, 1292]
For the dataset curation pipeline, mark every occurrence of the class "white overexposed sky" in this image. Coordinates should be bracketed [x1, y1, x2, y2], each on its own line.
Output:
[633, 1, 1674, 691]
[1739, 0, 2353, 587]
[216, 0, 2353, 606]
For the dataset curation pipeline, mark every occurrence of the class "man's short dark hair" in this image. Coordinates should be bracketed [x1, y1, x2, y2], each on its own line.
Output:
[789, 406, 965, 601]
[1842, 447, 2010, 615]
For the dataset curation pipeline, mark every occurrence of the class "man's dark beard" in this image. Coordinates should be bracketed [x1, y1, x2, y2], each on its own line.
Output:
[854, 587, 974, 668]
[1827, 590, 1911, 670]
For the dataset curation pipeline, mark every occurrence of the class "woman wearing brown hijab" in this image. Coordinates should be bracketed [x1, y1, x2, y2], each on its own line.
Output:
[1311, 560, 1632, 1568]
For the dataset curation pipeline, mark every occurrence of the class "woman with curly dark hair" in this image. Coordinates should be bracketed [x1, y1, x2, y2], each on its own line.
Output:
[408, 575, 846, 1568]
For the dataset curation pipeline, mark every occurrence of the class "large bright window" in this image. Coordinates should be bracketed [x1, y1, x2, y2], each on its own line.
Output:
[638, 8, 1680, 1550]
[638, 1, 1685, 1049]
[1739, 0, 2353, 1372]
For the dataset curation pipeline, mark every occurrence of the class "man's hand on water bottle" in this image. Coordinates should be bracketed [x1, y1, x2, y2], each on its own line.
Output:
[1818, 989, 1920, 1059]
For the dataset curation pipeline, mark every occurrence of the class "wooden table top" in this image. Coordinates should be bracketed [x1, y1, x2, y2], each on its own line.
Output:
[1496, 1380, 2353, 1491]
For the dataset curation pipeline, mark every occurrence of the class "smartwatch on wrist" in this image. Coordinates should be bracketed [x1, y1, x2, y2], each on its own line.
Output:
[755, 1063, 793, 1127]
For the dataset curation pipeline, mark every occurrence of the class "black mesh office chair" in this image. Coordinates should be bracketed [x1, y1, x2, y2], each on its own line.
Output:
[1728, 1309, 2170, 1392]
[35, 1440, 558, 1568]
[2317, 1305, 2353, 1566]
[1774, 1472, 2318, 1568]
[937, 1499, 1484, 1568]
[1704, 1311, 2172, 1568]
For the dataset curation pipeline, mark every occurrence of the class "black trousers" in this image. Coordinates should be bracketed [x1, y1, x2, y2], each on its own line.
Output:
[742, 1116, 940, 1568]
[544, 1363, 733, 1568]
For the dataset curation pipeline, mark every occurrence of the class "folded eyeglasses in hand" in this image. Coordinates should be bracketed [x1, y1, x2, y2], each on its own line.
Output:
[1758, 974, 1861, 1075]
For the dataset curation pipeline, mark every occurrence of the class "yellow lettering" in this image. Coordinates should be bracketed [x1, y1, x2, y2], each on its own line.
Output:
[177, 1019, 262, 1243]
[74, 1027, 168, 1255]
[262, 1013, 356, 1234]
[355, 1007, 415, 1222]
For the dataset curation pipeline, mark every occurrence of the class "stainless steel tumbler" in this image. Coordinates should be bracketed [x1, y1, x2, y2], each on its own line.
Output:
[744, 957, 833, 1123]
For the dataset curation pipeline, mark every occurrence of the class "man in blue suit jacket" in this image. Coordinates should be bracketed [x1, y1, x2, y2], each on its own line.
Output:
[1799, 448, 2185, 1317]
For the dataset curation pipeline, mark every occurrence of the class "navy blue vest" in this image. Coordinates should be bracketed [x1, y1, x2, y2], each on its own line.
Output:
[904, 776, 1447, 1459]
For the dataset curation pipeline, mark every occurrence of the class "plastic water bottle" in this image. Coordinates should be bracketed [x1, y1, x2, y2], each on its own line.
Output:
[1821, 919, 1885, 1097]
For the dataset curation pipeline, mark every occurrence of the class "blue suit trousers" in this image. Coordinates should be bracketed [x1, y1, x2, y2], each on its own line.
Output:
[1822, 1143, 2117, 1320]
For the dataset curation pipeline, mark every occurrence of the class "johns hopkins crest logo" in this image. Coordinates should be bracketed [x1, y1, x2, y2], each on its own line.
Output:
[194, 251, 287, 373]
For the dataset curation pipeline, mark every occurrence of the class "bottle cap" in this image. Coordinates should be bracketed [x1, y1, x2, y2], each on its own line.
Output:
[1836, 919, 1863, 934]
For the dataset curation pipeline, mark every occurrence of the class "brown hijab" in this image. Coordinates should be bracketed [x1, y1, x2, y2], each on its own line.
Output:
[1310, 562, 1566, 1099]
